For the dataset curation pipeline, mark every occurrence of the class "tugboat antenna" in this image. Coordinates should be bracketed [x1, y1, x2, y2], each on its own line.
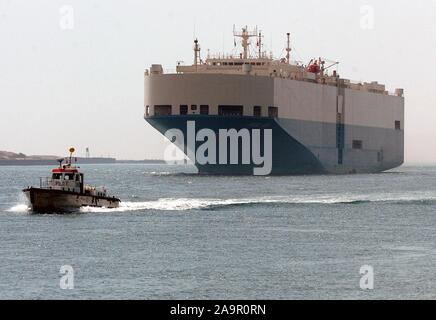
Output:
[69, 147, 75, 165]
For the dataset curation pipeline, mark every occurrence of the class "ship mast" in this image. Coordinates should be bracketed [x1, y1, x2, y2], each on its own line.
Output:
[286, 33, 291, 64]
[233, 26, 258, 59]
[193, 38, 201, 66]
[258, 31, 263, 59]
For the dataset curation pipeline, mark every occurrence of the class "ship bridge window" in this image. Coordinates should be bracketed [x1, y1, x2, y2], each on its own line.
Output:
[64, 174, 74, 180]
[191, 105, 197, 111]
[352, 140, 363, 150]
[154, 105, 172, 116]
[395, 120, 401, 130]
[253, 106, 262, 117]
[218, 105, 243, 117]
[180, 105, 188, 115]
[268, 106, 278, 118]
[52, 173, 61, 179]
[200, 105, 209, 115]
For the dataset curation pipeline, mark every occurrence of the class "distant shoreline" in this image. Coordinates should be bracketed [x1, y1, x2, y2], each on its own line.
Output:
[115, 160, 167, 164]
[0, 158, 166, 166]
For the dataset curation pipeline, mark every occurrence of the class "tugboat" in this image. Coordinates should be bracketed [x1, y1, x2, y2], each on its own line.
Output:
[23, 148, 120, 213]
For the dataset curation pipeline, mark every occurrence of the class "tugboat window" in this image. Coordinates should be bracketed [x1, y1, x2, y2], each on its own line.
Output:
[253, 106, 262, 117]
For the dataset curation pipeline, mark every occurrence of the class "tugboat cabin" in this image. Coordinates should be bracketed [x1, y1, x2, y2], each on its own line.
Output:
[48, 163, 84, 193]
[41, 159, 108, 197]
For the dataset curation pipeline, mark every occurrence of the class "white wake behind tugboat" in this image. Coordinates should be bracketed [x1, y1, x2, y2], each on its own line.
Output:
[23, 148, 120, 213]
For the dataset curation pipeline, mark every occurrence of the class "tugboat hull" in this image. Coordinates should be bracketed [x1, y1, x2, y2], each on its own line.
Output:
[23, 187, 120, 213]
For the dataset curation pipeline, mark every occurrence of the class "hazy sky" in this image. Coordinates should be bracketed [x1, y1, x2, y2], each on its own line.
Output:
[1, 0, 435, 162]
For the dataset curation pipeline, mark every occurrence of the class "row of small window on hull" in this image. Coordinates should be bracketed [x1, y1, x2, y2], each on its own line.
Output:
[179, 104, 209, 115]
[150, 105, 279, 117]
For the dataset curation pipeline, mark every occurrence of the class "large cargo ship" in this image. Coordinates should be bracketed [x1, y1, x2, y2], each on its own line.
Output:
[144, 27, 404, 175]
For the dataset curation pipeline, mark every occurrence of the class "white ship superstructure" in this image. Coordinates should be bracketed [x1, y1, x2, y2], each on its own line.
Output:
[144, 27, 404, 175]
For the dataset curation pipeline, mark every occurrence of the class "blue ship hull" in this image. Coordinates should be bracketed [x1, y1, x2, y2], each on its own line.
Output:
[146, 115, 326, 175]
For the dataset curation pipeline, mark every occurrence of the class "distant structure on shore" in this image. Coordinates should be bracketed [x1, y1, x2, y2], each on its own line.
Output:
[0, 150, 165, 166]
[0, 150, 116, 166]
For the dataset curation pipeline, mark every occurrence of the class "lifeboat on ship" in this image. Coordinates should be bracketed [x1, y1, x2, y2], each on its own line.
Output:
[23, 148, 120, 213]
[307, 61, 321, 74]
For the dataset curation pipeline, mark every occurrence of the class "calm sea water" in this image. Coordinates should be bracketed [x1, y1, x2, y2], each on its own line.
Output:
[0, 164, 435, 299]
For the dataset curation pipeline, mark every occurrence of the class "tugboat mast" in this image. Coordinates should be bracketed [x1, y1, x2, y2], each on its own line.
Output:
[68, 147, 75, 165]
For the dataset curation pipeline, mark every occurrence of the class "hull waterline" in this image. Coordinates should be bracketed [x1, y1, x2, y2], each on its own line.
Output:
[23, 187, 120, 213]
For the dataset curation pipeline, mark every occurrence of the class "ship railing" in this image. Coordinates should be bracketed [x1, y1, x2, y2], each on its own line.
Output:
[207, 53, 239, 60]
[337, 79, 400, 96]
[40, 177, 81, 189]
[164, 68, 177, 74]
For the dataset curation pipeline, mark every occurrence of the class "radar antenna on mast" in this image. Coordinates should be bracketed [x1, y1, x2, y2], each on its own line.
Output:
[68, 147, 76, 166]
[193, 38, 201, 66]
[233, 25, 258, 59]
[286, 33, 292, 64]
